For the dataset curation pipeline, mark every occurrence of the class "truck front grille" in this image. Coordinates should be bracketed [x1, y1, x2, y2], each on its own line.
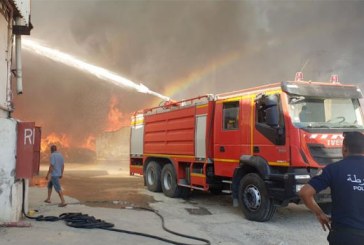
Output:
[307, 144, 342, 166]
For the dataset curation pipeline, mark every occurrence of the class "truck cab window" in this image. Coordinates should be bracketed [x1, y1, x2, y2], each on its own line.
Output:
[288, 97, 364, 129]
[223, 101, 239, 130]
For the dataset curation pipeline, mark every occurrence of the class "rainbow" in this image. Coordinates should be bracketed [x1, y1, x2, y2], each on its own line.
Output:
[151, 50, 242, 105]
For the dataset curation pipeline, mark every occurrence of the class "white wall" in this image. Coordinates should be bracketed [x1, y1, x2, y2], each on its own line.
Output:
[0, 118, 24, 222]
[0, 1, 31, 222]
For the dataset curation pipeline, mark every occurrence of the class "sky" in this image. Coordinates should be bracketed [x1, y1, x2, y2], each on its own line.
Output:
[12, 0, 364, 150]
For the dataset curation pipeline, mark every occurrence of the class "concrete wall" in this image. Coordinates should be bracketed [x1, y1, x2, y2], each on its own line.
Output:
[0, 118, 25, 221]
[0, 0, 31, 222]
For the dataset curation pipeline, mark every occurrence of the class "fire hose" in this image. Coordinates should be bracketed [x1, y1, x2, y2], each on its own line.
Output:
[22, 180, 211, 245]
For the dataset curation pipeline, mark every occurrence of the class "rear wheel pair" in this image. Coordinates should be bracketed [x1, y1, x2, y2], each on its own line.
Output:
[145, 161, 162, 192]
[145, 162, 190, 198]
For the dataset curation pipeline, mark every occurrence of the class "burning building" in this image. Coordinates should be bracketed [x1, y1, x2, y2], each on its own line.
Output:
[96, 127, 130, 161]
[38, 94, 131, 163]
[96, 95, 130, 161]
[40, 132, 96, 163]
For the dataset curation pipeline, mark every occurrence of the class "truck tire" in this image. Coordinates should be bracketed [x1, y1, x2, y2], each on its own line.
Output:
[145, 161, 162, 192]
[238, 173, 276, 222]
[161, 164, 184, 198]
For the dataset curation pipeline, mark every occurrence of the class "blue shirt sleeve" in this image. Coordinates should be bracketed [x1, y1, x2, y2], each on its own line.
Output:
[308, 166, 331, 193]
[50, 154, 56, 166]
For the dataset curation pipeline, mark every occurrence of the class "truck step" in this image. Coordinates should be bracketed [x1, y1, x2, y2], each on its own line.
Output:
[222, 190, 232, 194]
[179, 183, 205, 191]
[178, 179, 188, 185]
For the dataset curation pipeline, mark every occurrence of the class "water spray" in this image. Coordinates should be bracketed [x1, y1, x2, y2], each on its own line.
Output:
[22, 39, 170, 101]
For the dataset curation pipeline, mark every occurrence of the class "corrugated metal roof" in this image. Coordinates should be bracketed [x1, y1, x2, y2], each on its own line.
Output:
[12, 0, 30, 26]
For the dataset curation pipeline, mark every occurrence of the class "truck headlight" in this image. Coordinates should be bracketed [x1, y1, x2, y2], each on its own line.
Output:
[294, 175, 310, 180]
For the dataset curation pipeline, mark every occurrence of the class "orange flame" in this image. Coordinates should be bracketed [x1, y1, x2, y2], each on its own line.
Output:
[81, 135, 96, 151]
[41, 132, 70, 153]
[105, 95, 130, 132]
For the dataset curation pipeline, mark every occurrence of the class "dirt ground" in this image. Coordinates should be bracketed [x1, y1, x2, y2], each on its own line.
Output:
[27, 160, 329, 245]
[32, 161, 155, 209]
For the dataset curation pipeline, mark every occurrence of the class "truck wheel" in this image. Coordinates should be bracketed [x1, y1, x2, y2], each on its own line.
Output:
[238, 173, 276, 222]
[161, 164, 181, 198]
[145, 161, 162, 192]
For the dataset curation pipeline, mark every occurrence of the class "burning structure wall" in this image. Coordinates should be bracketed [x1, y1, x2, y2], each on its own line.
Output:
[96, 127, 130, 161]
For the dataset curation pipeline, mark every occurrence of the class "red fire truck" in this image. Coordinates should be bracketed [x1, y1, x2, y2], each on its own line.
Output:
[130, 75, 364, 221]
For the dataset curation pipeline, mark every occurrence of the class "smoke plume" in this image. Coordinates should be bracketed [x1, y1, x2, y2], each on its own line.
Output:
[13, 0, 364, 154]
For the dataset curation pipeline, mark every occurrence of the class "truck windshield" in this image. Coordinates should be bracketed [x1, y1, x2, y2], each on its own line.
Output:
[288, 96, 364, 129]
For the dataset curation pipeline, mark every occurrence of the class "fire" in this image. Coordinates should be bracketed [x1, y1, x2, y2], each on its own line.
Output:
[81, 135, 96, 151]
[105, 95, 130, 132]
[41, 132, 70, 153]
[40, 133, 97, 163]
[39, 96, 130, 162]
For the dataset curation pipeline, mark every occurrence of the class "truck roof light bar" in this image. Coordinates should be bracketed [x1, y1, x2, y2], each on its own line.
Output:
[295, 72, 304, 81]
[330, 74, 340, 84]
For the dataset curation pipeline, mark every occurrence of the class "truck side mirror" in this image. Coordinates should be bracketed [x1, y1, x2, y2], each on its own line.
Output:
[264, 95, 279, 127]
[266, 106, 279, 127]
[264, 94, 278, 107]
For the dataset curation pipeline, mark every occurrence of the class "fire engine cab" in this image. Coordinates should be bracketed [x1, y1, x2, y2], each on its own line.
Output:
[130, 75, 364, 221]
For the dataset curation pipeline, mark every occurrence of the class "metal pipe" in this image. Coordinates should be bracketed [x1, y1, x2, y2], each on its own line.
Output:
[4, 0, 14, 110]
[15, 17, 23, 94]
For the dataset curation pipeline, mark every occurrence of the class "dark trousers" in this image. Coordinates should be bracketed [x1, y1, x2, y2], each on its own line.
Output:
[328, 226, 364, 245]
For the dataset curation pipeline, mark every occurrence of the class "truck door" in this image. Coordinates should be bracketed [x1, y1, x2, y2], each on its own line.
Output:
[213, 100, 242, 177]
[253, 94, 289, 167]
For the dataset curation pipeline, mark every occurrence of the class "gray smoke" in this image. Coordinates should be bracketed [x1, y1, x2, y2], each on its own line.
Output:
[13, 0, 364, 147]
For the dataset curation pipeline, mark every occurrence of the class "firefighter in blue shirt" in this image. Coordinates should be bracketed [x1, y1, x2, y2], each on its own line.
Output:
[299, 131, 364, 245]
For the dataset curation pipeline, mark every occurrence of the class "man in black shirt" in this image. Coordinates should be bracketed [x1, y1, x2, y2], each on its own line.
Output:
[299, 131, 364, 245]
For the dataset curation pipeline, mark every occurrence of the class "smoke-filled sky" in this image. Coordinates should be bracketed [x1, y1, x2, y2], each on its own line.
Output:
[13, 0, 364, 148]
